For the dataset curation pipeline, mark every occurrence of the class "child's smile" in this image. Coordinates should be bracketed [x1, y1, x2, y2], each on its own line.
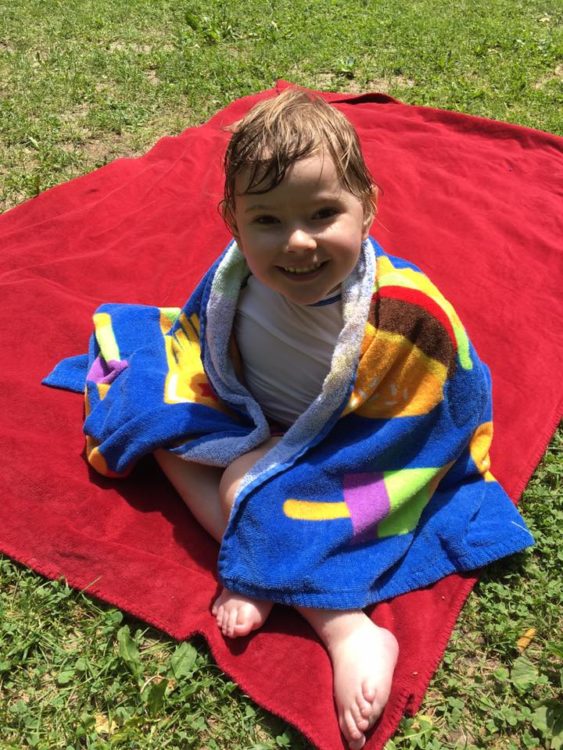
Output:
[232, 153, 372, 305]
[277, 259, 327, 280]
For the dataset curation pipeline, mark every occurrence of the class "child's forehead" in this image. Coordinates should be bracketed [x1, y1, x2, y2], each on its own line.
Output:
[234, 151, 342, 195]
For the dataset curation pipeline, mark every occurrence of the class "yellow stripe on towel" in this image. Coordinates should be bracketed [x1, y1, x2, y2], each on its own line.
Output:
[93, 312, 121, 362]
[378, 255, 473, 371]
[283, 499, 350, 521]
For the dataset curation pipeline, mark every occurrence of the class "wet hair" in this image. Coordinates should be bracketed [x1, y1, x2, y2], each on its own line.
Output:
[221, 88, 377, 231]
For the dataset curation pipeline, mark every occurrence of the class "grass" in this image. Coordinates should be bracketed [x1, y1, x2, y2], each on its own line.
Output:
[2, 0, 562, 210]
[1, 0, 562, 747]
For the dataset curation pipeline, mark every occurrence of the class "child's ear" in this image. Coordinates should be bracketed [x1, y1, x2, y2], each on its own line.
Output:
[231, 225, 245, 254]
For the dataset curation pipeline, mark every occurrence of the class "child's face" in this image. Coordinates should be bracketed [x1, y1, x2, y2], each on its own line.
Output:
[232, 152, 372, 305]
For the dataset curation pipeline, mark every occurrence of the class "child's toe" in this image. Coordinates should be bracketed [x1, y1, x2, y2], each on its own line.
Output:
[350, 702, 369, 732]
[225, 607, 238, 638]
[341, 709, 365, 746]
[347, 730, 366, 750]
[361, 679, 376, 705]
[356, 693, 372, 719]
[233, 615, 253, 637]
[214, 604, 224, 628]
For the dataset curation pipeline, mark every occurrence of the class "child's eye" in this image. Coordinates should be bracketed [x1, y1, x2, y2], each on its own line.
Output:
[254, 215, 279, 225]
[314, 207, 338, 220]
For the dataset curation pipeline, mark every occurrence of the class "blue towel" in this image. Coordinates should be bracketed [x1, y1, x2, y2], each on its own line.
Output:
[44, 238, 533, 609]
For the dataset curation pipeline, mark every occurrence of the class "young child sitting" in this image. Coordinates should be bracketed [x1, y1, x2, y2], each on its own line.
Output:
[155, 88, 399, 750]
[47, 87, 532, 750]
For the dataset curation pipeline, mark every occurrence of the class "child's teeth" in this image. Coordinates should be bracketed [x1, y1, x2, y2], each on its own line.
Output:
[284, 263, 321, 274]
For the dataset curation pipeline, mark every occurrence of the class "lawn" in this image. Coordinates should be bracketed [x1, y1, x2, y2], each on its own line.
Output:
[1, 1, 561, 748]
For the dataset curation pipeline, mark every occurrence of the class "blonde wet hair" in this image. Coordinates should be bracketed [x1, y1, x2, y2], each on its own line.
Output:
[221, 88, 377, 230]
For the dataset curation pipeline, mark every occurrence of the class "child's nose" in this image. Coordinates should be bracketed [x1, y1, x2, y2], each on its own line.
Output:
[286, 227, 316, 253]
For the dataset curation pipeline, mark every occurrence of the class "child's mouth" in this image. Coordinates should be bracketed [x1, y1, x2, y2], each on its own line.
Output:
[278, 261, 326, 278]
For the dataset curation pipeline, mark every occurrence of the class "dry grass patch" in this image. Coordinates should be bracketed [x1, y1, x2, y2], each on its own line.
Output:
[533, 63, 563, 89]
[310, 71, 415, 94]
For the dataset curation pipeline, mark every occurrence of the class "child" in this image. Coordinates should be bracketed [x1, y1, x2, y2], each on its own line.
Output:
[46, 87, 533, 750]
[155, 89, 399, 750]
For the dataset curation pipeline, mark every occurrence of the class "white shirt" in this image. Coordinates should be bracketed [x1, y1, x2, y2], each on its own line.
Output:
[235, 276, 343, 426]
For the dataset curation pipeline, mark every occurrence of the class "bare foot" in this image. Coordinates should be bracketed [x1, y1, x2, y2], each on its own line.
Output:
[299, 609, 399, 750]
[212, 588, 273, 638]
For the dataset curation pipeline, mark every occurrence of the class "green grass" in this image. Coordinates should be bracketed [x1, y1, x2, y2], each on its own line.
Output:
[1, 1, 562, 748]
[2, 0, 562, 210]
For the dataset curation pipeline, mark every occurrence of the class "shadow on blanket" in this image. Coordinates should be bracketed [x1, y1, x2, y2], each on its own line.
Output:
[1, 82, 561, 749]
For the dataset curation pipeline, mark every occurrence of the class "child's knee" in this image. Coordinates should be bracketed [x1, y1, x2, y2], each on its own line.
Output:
[219, 452, 255, 519]
[219, 438, 281, 520]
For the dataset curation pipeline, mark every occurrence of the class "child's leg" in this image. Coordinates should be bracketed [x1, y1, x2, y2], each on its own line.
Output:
[211, 436, 282, 636]
[211, 443, 398, 747]
[155, 440, 281, 637]
[154, 449, 226, 542]
[297, 607, 398, 750]
[156, 447, 398, 748]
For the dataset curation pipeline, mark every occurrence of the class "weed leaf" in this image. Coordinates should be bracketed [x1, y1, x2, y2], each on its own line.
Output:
[170, 641, 197, 679]
[56, 669, 75, 686]
[143, 678, 168, 716]
[510, 655, 539, 690]
[531, 701, 563, 749]
[117, 625, 142, 678]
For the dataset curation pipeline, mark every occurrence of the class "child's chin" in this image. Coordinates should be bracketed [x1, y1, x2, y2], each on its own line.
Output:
[275, 274, 336, 305]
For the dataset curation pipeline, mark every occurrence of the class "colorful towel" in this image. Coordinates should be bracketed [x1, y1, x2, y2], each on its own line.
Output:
[45, 236, 533, 609]
[2, 82, 561, 749]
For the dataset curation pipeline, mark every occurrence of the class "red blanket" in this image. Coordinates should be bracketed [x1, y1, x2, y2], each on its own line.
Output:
[1, 82, 561, 749]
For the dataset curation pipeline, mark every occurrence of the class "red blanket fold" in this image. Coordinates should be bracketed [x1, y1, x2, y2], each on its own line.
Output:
[1, 82, 561, 750]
